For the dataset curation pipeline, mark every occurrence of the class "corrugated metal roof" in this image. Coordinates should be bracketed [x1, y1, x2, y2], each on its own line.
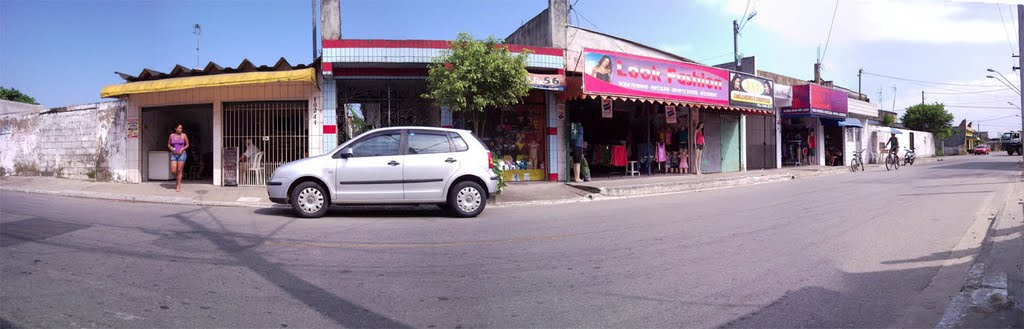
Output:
[114, 58, 313, 82]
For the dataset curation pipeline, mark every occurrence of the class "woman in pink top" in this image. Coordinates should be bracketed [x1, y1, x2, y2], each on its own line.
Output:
[167, 123, 190, 192]
[694, 122, 705, 175]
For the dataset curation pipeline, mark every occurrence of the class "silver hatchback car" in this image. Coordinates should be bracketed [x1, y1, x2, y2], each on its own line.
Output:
[267, 127, 499, 218]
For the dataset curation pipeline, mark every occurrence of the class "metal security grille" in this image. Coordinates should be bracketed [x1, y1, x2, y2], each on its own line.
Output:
[336, 80, 435, 143]
[223, 101, 308, 186]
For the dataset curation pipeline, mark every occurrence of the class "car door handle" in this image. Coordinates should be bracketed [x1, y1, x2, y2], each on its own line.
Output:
[388, 160, 400, 166]
[445, 158, 458, 163]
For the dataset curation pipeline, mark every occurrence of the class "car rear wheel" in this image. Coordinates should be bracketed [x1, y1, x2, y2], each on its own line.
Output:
[447, 181, 486, 218]
[291, 182, 329, 218]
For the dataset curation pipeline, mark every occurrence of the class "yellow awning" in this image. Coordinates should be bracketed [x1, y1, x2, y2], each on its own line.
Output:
[101, 68, 315, 98]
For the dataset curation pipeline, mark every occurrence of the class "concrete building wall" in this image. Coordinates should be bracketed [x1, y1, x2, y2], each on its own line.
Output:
[123, 81, 319, 185]
[321, 0, 340, 39]
[0, 100, 45, 115]
[505, 9, 551, 47]
[863, 125, 935, 163]
[0, 101, 128, 181]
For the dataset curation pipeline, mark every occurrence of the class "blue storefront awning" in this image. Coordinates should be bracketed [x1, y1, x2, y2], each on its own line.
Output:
[838, 118, 863, 128]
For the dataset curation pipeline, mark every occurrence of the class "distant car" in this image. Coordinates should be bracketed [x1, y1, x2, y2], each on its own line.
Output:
[267, 127, 499, 218]
[973, 144, 990, 155]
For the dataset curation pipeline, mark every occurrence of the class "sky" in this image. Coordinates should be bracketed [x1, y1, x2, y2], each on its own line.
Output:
[2, 0, 1022, 136]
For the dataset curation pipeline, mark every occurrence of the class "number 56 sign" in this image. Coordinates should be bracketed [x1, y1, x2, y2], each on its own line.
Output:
[528, 73, 567, 91]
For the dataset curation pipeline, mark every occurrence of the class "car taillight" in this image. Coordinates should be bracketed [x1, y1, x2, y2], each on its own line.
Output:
[487, 151, 493, 169]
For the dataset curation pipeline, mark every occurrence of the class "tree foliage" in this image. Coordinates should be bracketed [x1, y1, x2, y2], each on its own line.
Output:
[901, 103, 954, 139]
[422, 32, 530, 133]
[0, 87, 38, 104]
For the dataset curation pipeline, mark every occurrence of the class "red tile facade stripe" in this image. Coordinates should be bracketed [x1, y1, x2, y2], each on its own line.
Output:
[548, 173, 558, 181]
[321, 39, 563, 56]
[323, 125, 337, 134]
[321, 62, 333, 73]
[547, 127, 558, 135]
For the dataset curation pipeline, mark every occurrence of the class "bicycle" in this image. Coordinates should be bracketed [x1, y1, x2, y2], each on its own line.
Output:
[885, 149, 900, 171]
[850, 150, 865, 172]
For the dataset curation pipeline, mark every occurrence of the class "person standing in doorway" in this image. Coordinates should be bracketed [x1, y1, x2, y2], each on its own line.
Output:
[167, 123, 190, 192]
[806, 128, 817, 165]
[695, 122, 705, 175]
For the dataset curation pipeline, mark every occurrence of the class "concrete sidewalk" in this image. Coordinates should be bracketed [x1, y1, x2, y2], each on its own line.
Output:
[0, 156, 956, 209]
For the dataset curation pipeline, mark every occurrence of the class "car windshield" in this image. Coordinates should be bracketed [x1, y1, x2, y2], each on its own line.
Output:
[1003, 133, 1015, 140]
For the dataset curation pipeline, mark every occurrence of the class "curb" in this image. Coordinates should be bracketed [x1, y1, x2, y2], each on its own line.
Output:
[0, 187, 287, 209]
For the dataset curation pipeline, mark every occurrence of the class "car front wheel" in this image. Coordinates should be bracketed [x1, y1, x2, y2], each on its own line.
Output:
[291, 182, 330, 218]
[447, 181, 486, 218]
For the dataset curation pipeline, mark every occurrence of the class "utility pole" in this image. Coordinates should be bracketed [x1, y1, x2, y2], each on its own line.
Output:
[312, 0, 318, 61]
[733, 20, 740, 71]
[892, 86, 897, 112]
[921, 90, 925, 105]
[858, 68, 862, 96]
[1017, 4, 1024, 164]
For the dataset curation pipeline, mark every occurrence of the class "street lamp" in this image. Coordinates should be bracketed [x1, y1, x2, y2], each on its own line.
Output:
[988, 75, 1022, 95]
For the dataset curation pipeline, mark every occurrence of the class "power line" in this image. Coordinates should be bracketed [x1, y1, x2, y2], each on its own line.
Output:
[819, 0, 840, 63]
[862, 71, 1004, 87]
[998, 4, 1017, 56]
[944, 105, 1019, 109]
[924, 88, 1012, 95]
[698, 51, 734, 63]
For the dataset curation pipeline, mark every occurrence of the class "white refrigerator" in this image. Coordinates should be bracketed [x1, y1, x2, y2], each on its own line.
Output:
[148, 151, 172, 180]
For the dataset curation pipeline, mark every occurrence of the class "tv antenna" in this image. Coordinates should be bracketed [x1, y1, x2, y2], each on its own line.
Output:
[193, 24, 202, 69]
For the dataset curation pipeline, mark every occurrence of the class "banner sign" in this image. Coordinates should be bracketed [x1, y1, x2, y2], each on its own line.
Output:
[783, 84, 849, 118]
[223, 147, 239, 186]
[582, 48, 728, 105]
[528, 73, 566, 91]
[729, 72, 774, 110]
[665, 105, 677, 124]
[601, 98, 614, 118]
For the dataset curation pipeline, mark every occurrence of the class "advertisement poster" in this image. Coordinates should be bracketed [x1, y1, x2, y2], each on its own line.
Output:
[223, 147, 239, 186]
[665, 105, 677, 124]
[582, 48, 729, 105]
[728, 72, 775, 110]
[783, 84, 848, 118]
[601, 98, 614, 118]
[126, 120, 139, 138]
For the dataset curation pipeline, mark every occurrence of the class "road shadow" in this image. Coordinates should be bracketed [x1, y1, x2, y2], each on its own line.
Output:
[164, 208, 413, 328]
[253, 205, 451, 219]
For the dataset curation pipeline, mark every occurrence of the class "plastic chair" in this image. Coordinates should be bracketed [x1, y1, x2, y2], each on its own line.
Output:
[246, 152, 265, 185]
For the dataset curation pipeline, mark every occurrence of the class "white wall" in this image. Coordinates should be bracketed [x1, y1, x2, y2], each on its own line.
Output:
[0, 101, 128, 181]
[862, 125, 935, 164]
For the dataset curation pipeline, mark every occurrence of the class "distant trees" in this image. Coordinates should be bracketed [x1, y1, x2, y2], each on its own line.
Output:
[0, 87, 38, 105]
[902, 103, 954, 139]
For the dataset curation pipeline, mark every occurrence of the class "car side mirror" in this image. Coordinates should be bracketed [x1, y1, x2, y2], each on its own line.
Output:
[335, 148, 354, 159]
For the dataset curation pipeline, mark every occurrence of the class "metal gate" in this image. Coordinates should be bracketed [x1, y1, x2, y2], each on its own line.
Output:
[746, 114, 778, 170]
[336, 80, 436, 143]
[223, 101, 308, 186]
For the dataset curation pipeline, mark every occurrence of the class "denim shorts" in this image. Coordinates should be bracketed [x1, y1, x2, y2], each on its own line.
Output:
[170, 152, 187, 163]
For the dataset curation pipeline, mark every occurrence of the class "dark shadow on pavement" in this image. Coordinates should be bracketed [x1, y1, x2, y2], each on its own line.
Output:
[253, 205, 450, 219]
[165, 208, 413, 329]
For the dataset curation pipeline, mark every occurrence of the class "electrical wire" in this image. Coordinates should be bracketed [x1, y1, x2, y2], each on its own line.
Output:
[698, 52, 735, 63]
[924, 88, 1012, 95]
[943, 105, 1019, 109]
[999, 4, 1017, 56]
[862, 71, 1004, 87]
[819, 0, 840, 63]
[740, 0, 752, 28]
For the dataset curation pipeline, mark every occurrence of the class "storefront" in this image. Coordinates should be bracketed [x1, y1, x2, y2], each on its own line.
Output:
[100, 59, 319, 186]
[562, 48, 773, 179]
[780, 84, 849, 166]
[320, 39, 566, 182]
[730, 72, 777, 170]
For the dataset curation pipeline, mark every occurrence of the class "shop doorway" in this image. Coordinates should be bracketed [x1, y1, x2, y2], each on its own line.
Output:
[701, 111, 723, 173]
[720, 113, 740, 172]
[141, 105, 214, 183]
[336, 79, 437, 143]
[223, 101, 309, 186]
[746, 114, 778, 170]
[823, 123, 844, 166]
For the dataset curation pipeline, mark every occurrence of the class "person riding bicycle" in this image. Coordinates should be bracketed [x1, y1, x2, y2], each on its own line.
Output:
[884, 133, 899, 158]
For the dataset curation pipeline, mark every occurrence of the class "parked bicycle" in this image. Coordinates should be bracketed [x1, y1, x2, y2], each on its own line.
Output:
[885, 149, 900, 171]
[850, 150, 865, 172]
[903, 148, 916, 166]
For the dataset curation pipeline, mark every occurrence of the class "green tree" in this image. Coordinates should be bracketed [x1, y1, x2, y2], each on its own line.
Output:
[901, 103, 954, 139]
[881, 113, 895, 127]
[0, 87, 38, 104]
[422, 32, 530, 135]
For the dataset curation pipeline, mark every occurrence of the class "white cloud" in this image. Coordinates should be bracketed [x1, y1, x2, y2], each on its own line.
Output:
[703, 0, 1009, 45]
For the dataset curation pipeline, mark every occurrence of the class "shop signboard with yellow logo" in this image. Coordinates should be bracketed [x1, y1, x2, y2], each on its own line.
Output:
[728, 72, 775, 110]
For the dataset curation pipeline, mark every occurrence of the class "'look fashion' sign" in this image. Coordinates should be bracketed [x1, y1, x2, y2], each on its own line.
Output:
[582, 48, 728, 106]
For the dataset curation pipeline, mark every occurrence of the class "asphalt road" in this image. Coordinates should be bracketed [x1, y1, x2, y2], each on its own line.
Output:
[1, 154, 1020, 328]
